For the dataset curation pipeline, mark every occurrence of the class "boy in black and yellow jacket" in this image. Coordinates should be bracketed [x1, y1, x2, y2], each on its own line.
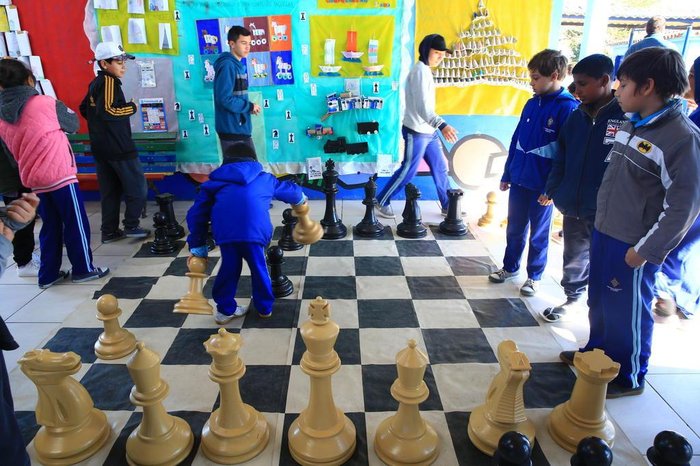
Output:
[80, 41, 149, 243]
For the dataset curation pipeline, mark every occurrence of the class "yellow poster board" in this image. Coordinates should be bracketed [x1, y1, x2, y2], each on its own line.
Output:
[0, 8, 8, 32]
[310, 15, 394, 78]
[96, 0, 178, 55]
[317, 0, 396, 9]
[416, 0, 553, 116]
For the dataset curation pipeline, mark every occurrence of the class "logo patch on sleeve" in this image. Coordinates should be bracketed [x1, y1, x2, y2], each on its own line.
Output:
[604, 119, 624, 145]
[636, 140, 652, 154]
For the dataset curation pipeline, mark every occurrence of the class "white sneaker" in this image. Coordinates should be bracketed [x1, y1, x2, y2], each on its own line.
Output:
[375, 205, 395, 219]
[520, 278, 539, 297]
[17, 253, 41, 277]
[488, 268, 518, 283]
[214, 306, 248, 325]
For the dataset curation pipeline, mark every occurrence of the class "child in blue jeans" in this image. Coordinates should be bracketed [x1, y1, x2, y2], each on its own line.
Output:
[186, 144, 306, 324]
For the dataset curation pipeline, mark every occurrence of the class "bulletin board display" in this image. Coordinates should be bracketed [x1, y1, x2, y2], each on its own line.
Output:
[129, 0, 405, 174]
[95, 0, 179, 55]
[317, 0, 397, 10]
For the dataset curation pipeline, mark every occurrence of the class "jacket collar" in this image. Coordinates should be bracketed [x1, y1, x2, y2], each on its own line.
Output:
[629, 99, 682, 128]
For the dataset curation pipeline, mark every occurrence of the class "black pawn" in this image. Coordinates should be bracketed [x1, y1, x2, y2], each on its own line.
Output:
[397, 183, 427, 238]
[155, 193, 185, 239]
[267, 246, 293, 298]
[320, 159, 347, 239]
[570, 437, 613, 466]
[278, 209, 303, 251]
[150, 212, 177, 255]
[354, 174, 384, 238]
[493, 431, 532, 466]
[206, 222, 216, 252]
[439, 189, 468, 236]
[647, 431, 693, 466]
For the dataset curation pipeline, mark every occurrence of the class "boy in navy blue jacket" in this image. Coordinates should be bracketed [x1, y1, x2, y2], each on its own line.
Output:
[489, 49, 578, 296]
[186, 144, 306, 324]
[539, 54, 626, 322]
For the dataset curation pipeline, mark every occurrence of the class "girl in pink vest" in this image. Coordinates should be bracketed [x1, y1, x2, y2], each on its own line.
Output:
[0, 59, 108, 288]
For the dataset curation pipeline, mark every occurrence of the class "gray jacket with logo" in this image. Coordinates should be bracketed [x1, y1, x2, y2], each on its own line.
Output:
[595, 101, 700, 265]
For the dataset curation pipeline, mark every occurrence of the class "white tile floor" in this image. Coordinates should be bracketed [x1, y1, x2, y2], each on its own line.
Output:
[2, 199, 699, 464]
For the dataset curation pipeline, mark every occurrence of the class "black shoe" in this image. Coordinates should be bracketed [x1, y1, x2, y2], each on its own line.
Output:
[102, 230, 125, 244]
[606, 381, 645, 399]
[559, 350, 577, 366]
[39, 270, 69, 289]
[125, 227, 151, 239]
[72, 267, 110, 283]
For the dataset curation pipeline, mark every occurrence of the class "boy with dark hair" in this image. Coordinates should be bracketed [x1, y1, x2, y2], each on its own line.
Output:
[488, 49, 578, 296]
[560, 47, 700, 397]
[213, 26, 261, 156]
[186, 143, 308, 324]
[539, 54, 626, 322]
[80, 42, 150, 243]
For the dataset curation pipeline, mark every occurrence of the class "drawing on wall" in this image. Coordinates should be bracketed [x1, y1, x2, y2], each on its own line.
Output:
[127, 0, 145, 15]
[128, 18, 147, 44]
[149, 0, 168, 11]
[196, 19, 221, 55]
[94, 0, 118, 10]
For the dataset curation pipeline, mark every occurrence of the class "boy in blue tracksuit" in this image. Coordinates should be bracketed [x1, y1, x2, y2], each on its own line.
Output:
[186, 144, 306, 324]
[489, 49, 578, 296]
[213, 26, 261, 156]
[539, 54, 626, 322]
[560, 48, 700, 397]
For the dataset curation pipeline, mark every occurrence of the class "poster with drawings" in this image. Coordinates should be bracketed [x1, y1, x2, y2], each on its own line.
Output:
[140, 98, 168, 132]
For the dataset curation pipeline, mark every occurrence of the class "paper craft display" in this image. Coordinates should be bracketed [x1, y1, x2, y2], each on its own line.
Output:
[318, 0, 396, 8]
[128, 0, 145, 15]
[140, 98, 168, 132]
[196, 15, 293, 86]
[0, 7, 9, 32]
[0, 35, 7, 56]
[5, 5, 19, 31]
[29, 56, 44, 79]
[37, 79, 56, 98]
[94, 0, 118, 9]
[306, 125, 334, 139]
[128, 18, 147, 44]
[16, 31, 31, 56]
[158, 23, 172, 49]
[149, 0, 168, 11]
[326, 91, 384, 115]
[434, 0, 530, 90]
[4, 31, 19, 57]
[311, 16, 394, 78]
[101, 25, 123, 46]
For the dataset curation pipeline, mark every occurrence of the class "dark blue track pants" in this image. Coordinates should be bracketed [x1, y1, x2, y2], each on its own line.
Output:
[214, 242, 273, 315]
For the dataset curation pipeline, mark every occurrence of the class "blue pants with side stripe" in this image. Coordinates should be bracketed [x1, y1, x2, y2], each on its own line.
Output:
[214, 242, 273, 316]
[584, 229, 658, 389]
[37, 183, 95, 286]
[376, 126, 450, 210]
[502, 184, 553, 280]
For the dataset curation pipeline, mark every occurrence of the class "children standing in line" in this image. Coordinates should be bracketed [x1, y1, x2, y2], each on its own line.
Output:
[0, 59, 108, 288]
[539, 54, 626, 322]
[80, 42, 150, 244]
[488, 49, 578, 296]
[186, 144, 307, 325]
[560, 47, 700, 397]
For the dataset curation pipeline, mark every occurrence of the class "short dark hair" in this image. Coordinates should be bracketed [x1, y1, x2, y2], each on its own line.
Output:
[572, 54, 614, 79]
[617, 47, 688, 99]
[646, 16, 665, 35]
[0, 58, 34, 89]
[528, 49, 568, 79]
[223, 143, 257, 163]
[228, 26, 251, 43]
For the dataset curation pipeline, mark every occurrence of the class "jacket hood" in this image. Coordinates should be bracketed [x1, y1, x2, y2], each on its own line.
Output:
[418, 35, 438, 65]
[694, 56, 700, 103]
[0, 86, 39, 123]
[209, 160, 263, 185]
[214, 51, 241, 71]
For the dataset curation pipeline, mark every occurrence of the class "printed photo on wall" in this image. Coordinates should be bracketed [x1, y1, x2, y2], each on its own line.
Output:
[140, 98, 168, 132]
[149, 0, 168, 11]
[247, 52, 272, 87]
[94, 0, 118, 10]
[127, 0, 145, 15]
[196, 19, 221, 55]
[159, 23, 173, 49]
[128, 18, 148, 44]
[101, 25, 123, 47]
[271, 50, 293, 85]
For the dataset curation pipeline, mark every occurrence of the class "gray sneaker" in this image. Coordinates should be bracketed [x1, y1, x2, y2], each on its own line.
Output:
[488, 268, 517, 283]
[520, 278, 538, 296]
[375, 205, 395, 219]
[214, 306, 248, 325]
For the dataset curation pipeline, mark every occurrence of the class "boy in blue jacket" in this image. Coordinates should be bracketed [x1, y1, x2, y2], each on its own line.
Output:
[213, 26, 261, 156]
[489, 49, 578, 296]
[560, 48, 700, 397]
[539, 54, 626, 322]
[186, 144, 306, 324]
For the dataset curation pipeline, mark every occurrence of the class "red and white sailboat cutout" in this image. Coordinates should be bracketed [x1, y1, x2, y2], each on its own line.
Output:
[341, 28, 363, 62]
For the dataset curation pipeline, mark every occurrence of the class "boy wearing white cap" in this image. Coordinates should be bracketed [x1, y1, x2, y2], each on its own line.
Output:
[79, 41, 150, 243]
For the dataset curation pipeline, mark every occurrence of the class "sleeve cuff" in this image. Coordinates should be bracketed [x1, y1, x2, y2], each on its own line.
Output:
[293, 193, 308, 206]
[190, 245, 209, 258]
[438, 122, 447, 131]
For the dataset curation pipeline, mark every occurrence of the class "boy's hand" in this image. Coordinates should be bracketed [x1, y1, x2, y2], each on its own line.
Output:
[251, 103, 262, 115]
[625, 247, 646, 268]
[499, 182, 510, 191]
[537, 194, 553, 206]
[0, 219, 14, 242]
[7, 193, 39, 224]
[441, 125, 458, 144]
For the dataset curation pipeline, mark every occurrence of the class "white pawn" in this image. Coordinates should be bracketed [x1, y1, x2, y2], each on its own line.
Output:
[95, 294, 136, 360]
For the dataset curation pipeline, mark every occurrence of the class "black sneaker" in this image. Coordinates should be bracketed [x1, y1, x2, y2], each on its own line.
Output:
[559, 350, 577, 366]
[72, 267, 110, 283]
[125, 227, 151, 239]
[606, 381, 644, 399]
[102, 230, 125, 244]
[39, 270, 69, 289]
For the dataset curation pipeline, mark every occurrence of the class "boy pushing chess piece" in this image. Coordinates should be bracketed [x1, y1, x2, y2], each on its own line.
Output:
[186, 143, 314, 324]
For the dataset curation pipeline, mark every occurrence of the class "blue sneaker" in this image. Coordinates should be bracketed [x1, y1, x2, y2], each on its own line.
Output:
[72, 267, 110, 283]
[39, 270, 69, 289]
